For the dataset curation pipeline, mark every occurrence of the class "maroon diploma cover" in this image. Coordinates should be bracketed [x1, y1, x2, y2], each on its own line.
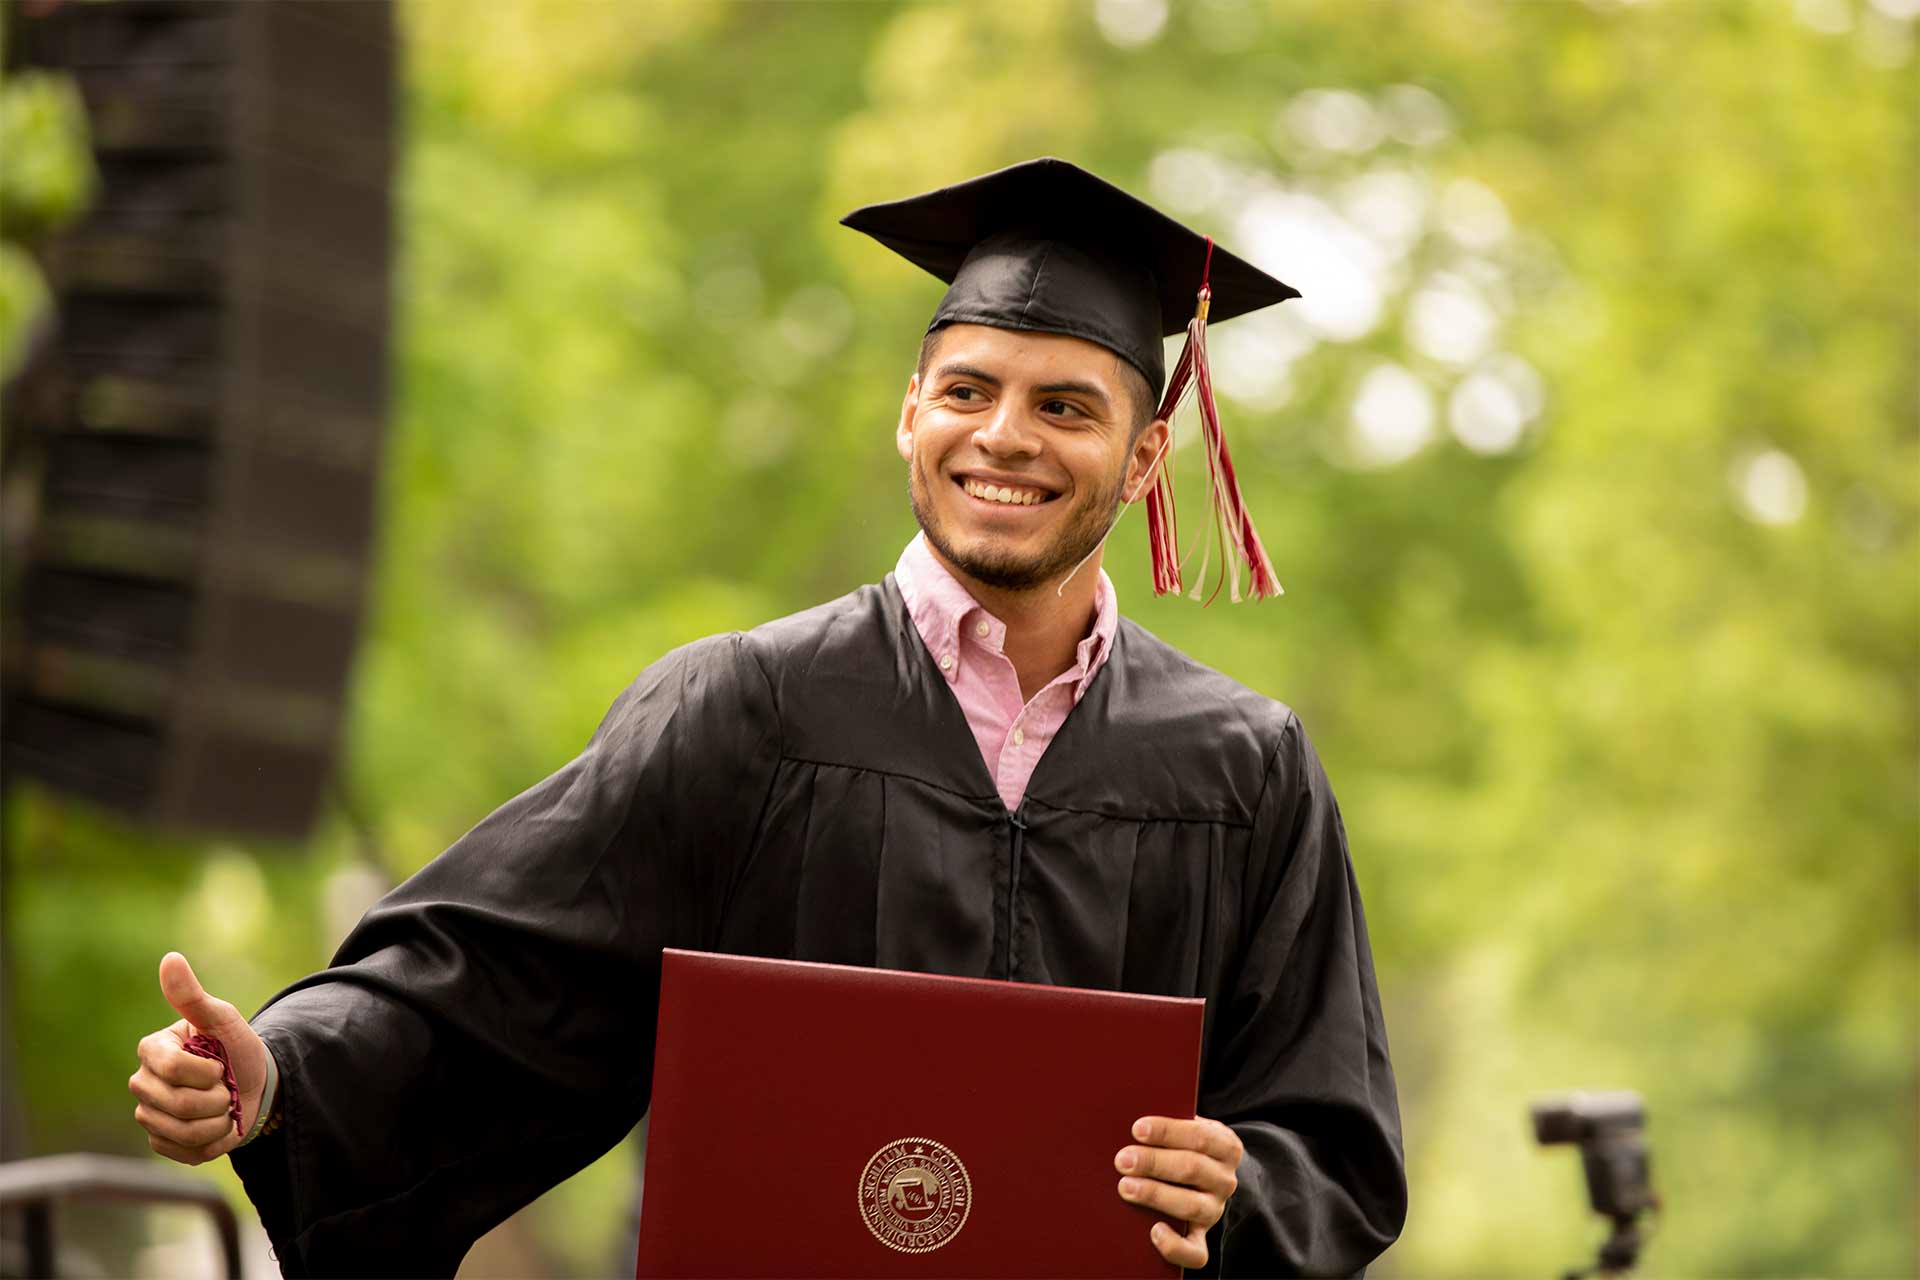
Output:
[636, 949, 1206, 1277]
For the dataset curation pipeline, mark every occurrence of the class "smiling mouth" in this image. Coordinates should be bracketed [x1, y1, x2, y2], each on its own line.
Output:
[958, 477, 1058, 507]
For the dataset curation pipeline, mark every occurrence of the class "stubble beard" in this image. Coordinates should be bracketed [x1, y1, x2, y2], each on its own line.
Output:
[908, 454, 1126, 593]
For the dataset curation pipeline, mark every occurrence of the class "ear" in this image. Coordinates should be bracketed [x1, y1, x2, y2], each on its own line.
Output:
[896, 373, 922, 464]
[1122, 417, 1171, 503]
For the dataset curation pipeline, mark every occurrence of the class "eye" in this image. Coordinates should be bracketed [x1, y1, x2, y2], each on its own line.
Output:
[948, 384, 984, 403]
[1040, 398, 1083, 418]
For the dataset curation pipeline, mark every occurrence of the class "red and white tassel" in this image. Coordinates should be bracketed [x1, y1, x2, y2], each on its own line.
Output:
[1145, 239, 1283, 603]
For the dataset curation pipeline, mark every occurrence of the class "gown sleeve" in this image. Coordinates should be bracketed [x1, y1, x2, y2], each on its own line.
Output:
[1198, 712, 1408, 1279]
[228, 633, 783, 1277]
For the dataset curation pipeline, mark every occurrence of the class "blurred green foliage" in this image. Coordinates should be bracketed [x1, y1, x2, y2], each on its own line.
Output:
[0, 69, 94, 236]
[0, 67, 93, 379]
[4, 0, 1915, 1275]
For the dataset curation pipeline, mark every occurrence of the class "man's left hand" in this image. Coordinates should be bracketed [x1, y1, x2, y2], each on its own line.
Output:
[1115, 1114, 1244, 1270]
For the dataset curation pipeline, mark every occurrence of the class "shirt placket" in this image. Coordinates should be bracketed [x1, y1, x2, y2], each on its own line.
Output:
[999, 679, 1075, 795]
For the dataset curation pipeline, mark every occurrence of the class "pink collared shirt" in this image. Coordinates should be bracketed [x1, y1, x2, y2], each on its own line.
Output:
[893, 533, 1119, 812]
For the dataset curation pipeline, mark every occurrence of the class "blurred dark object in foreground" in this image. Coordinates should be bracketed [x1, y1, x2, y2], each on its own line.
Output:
[1, 0, 395, 841]
[1532, 1090, 1658, 1279]
[0, 1152, 241, 1278]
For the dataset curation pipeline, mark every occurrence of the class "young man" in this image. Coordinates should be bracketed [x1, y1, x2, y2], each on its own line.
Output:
[129, 159, 1407, 1277]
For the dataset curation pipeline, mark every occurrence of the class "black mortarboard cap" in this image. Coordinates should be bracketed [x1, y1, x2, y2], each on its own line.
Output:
[840, 156, 1299, 397]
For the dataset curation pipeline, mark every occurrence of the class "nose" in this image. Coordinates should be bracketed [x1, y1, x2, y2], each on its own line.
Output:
[970, 402, 1042, 460]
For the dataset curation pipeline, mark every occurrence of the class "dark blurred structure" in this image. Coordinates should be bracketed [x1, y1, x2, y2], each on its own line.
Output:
[0, 0, 396, 1176]
[1, 0, 395, 840]
[1532, 1090, 1657, 1279]
[0, 1153, 242, 1279]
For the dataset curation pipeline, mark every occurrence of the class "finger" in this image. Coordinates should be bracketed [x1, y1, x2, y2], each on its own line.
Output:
[128, 1067, 231, 1121]
[136, 1028, 224, 1089]
[1118, 1176, 1220, 1228]
[1115, 1145, 1238, 1198]
[1133, 1115, 1244, 1165]
[158, 953, 245, 1037]
[143, 1130, 221, 1166]
[134, 1101, 235, 1148]
[1149, 1220, 1209, 1270]
[128, 1064, 229, 1118]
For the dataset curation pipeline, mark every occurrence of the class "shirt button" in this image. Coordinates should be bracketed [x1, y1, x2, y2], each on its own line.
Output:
[975, 620, 991, 638]
[939, 654, 954, 671]
[1012, 727, 1025, 746]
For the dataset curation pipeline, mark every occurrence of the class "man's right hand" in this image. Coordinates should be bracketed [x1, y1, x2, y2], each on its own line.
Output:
[130, 952, 271, 1165]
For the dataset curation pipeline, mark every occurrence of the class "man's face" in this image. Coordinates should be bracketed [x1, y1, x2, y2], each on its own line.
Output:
[896, 324, 1167, 594]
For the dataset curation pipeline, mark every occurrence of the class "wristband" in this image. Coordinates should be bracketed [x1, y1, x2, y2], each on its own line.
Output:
[234, 1040, 281, 1147]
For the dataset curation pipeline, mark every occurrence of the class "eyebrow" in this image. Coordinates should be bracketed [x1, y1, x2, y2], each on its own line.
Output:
[933, 362, 1113, 410]
[932, 361, 1001, 387]
[1034, 379, 1112, 408]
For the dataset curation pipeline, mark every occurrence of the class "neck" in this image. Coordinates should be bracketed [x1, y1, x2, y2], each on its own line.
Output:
[926, 541, 1102, 703]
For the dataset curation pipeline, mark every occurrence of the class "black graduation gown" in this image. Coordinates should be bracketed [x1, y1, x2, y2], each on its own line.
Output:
[231, 577, 1406, 1277]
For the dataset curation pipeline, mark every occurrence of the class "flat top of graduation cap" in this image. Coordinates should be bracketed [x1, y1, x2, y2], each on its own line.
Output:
[840, 156, 1299, 396]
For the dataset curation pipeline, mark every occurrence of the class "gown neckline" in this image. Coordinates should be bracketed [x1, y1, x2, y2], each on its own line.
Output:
[877, 572, 1119, 821]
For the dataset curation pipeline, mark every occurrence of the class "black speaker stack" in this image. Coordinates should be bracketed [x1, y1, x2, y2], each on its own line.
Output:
[2, 1, 395, 840]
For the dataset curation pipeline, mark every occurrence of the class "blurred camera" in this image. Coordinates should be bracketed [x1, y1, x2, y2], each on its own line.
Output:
[1531, 1091, 1657, 1277]
[1531, 1090, 1642, 1144]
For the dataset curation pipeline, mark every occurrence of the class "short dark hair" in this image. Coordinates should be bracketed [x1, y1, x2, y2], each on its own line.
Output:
[917, 326, 1157, 437]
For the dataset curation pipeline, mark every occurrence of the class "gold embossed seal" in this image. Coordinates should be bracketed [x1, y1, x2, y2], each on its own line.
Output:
[857, 1136, 972, 1254]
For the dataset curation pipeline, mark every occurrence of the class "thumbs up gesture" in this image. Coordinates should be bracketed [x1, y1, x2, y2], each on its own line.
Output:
[129, 952, 272, 1164]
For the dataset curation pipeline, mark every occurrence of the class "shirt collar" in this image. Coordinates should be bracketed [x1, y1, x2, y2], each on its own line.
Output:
[893, 532, 1118, 702]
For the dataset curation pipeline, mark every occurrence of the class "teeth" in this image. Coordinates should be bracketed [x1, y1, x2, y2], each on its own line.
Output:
[964, 479, 1049, 505]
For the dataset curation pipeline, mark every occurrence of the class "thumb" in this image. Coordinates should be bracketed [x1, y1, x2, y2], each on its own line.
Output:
[158, 951, 245, 1037]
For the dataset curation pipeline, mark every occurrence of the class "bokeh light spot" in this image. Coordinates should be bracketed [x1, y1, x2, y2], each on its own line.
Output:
[1282, 88, 1386, 155]
[1407, 277, 1499, 366]
[1793, 0, 1854, 33]
[1857, 7, 1916, 63]
[1439, 178, 1512, 250]
[1482, 352, 1546, 419]
[1211, 310, 1311, 411]
[1094, 0, 1169, 48]
[323, 863, 391, 949]
[1449, 370, 1527, 454]
[1731, 449, 1809, 525]
[190, 849, 270, 952]
[1148, 147, 1234, 216]
[1349, 363, 1435, 466]
[1238, 191, 1385, 341]
[1341, 167, 1429, 255]
[1382, 84, 1455, 148]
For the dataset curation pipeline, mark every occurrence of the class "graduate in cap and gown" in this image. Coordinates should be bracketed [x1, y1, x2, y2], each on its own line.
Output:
[129, 158, 1408, 1277]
